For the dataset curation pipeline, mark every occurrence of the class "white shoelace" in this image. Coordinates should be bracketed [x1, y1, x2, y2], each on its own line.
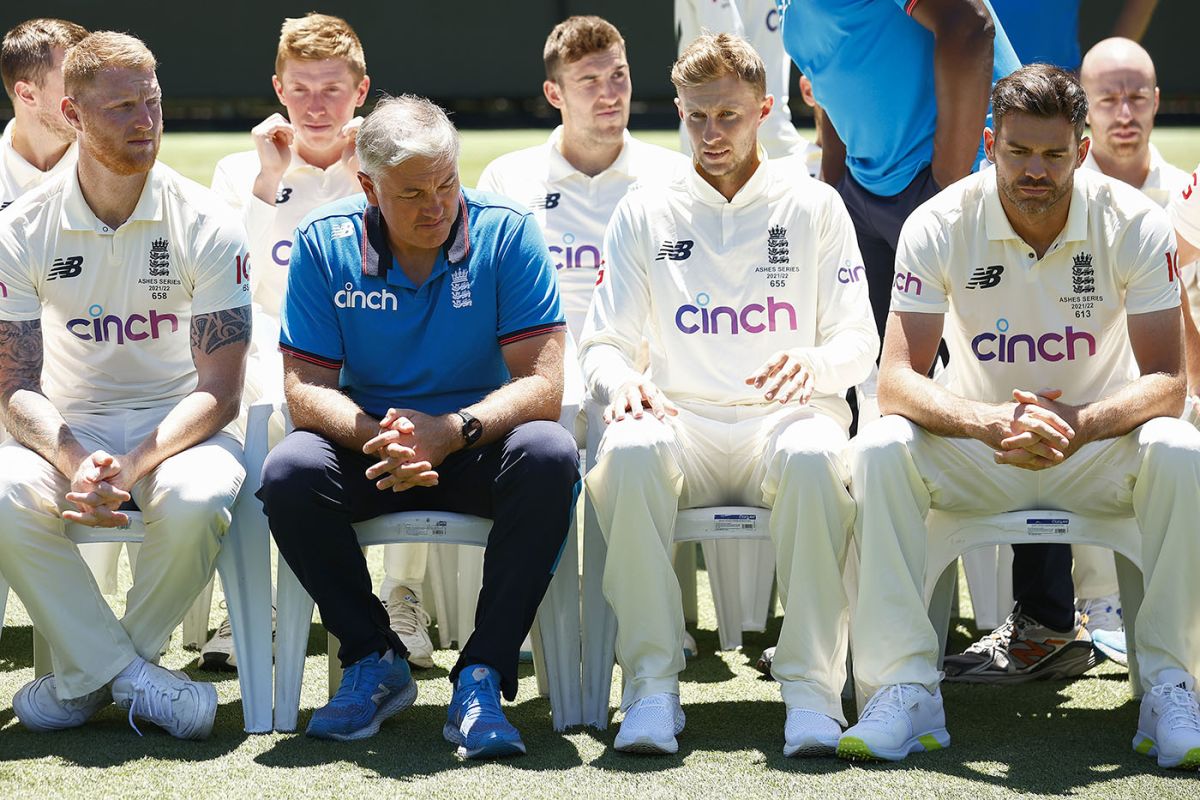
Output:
[388, 594, 432, 637]
[1155, 684, 1200, 732]
[126, 680, 180, 737]
[861, 684, 920, 724]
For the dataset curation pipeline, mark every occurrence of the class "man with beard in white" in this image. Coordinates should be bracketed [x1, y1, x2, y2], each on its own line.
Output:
[582, 33, 877, 756]
[0, 32, 251, 739]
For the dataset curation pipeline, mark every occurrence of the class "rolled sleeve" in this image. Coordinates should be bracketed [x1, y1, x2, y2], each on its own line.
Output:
[494, 213, 565, 346]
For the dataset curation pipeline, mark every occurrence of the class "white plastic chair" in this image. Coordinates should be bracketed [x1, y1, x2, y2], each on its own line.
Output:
[0, 401, 275, 733]
[922, 509, 1144, 696]
[272, 508, 584, 732]
[579, 398, 775, 728]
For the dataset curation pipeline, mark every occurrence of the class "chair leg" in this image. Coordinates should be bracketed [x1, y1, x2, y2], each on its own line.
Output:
[674, 543, 698, 626]
[455, 545, 484, 647]
[581, 496, 618, 728]
[701, 539, 745, 651]
[217, 495, 274, 734]
[532, 518, 583, 731]
[0, 578, 8, 647]
[274, 556, 315, 732]
[427, 544, 458, 648]
[327, 632, 342, 699]
[1114, 554, 1144, 698]
[927, 562, 958, 672]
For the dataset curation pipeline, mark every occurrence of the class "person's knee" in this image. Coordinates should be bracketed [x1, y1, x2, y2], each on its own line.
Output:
[260, 432, 333, 511]
[850, 415, 915, 477]
[595, 417, 675, 478]
[1140, 417, 1200, 475]
[502, 420, 579, 490]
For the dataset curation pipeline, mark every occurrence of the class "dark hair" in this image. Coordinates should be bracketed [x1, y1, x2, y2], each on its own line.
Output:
[1, 18, 88, 100]
[991, 64, 1089, 139]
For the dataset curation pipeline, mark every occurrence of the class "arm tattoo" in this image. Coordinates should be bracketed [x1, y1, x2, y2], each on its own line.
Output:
[190, 306, 252, 356]
[0, 319, 43, 396]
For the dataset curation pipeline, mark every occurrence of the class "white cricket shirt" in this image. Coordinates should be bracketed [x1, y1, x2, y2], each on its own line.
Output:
[0, 162, 250, 413]
[580, 156, 879, 430]
[211, 148, 361, 319]
[477, 127, 687, 339]
[0, 119, 76, 212]
[892, 166, 1179, 406]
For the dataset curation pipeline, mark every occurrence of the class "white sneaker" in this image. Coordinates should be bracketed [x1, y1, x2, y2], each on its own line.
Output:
[1076, 594, 1123, 633]
[783, 708, 841, 757]
[13, 674, 111, 732]
[1134, 672, 1200, 770]
[682, 630, 698, 659]
[837, 683, 950, 762]
[385, 585, 434, 669]
[199, 602, 277, 671]
[111, 657, 217, 740]
[614, 693, 686, 754]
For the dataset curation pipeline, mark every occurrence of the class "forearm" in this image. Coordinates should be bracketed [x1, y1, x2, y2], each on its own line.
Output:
[463, 372, 563, 448]
[878, 365, 997, 441]
[285, 377, 381, 451]
[796, 327, 879, 395]
[581, 341, 642, 405]
[1075, 372, 1184, 446]
[125, 383, 241, 480]
[2, 389, 88, 476]
[1112, 0, 1158, 40]
[817, 112, 846, 186]
[1180, 292, 1200, 394]
[929, 9, 994, 185]
[251, 172, 282, 207]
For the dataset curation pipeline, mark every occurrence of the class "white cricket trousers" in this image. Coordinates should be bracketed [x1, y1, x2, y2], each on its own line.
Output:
[0, 406, 245, 699]
[586, 401, 856, 722]
[850, 414, 1200, 694]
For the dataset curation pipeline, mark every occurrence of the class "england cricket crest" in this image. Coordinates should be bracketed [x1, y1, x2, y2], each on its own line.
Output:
[450, 267, 472, 309]
[149, 238, 170, 278]
[768, 225, 789, 264]
[1072, 252, 1094, 295]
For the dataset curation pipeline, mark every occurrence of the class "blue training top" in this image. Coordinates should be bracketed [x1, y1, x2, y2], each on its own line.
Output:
[280, 189, 565, 418]
[990, 0, 1083, 70]
[781, 0, 1021, 197]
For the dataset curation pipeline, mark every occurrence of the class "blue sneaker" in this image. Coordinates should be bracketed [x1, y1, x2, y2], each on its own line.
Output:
[1092, 628, 1129, 667]
[306, 650, 417, 741]
[443, 664, 526, 758]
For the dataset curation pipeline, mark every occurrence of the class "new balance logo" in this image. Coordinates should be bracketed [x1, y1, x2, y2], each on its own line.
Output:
[655, 240, 694, 261]
[0, 201, 11, 211]
[370, 684, 391, 704]
[48, 256, 84, 280]
[529, 192, 561, 210]
[966, 264, 1004, 289]
[276, 187, 293, 204]
[331, 222, 355, 240]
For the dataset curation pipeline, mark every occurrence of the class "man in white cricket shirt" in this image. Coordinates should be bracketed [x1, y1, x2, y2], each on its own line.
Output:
[1069, 36, 1199, 666]
[674, 0, 820, 171]
[581, 33, 877, 757]
[208, 12, 434, 670]
[0, 32, 251, 739]
[477, 15, 686, 342]
[845, 64, 1200, 769]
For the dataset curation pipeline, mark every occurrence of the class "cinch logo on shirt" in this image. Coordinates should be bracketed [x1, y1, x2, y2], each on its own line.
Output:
[966, 265, 1004, 289]
[48, 256, 84, 281]
[838, 264, 866, 284]
[675, 293, 798, 335]
[272, 240, 292, 267]
[656, 240, 694, 261]
[548, 232, 602, 270]
[66, 304, 179, 344]
[894, 270, 923, 296]
[971, 318, 1096, 363]
[334, 282, 398, 311]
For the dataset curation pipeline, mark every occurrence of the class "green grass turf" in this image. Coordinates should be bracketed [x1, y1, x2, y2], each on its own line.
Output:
[5, 129, 1200, 797]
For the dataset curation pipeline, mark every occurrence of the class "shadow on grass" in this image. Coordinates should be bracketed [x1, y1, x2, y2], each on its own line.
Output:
[254, 691, 584, 777]
[0, 625, 34, 671]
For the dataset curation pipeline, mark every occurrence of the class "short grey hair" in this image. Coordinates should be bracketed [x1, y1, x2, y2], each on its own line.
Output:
[356, 94, 459, 178]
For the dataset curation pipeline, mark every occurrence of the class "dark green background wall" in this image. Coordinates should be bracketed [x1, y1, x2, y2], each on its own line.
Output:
[2, 1, 1197, 124]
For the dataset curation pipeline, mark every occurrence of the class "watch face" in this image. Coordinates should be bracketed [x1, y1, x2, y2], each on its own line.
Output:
[460, 413, 482, 444]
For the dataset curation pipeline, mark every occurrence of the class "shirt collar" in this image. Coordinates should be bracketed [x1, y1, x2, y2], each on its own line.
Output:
[983, 166, 1089, 245]
[546, 125, 636, 183]
[60, 162, 164, 232]
[685, 146, 771, 206]
[285, 146, 355, 179]
[2, 119, 76, 192]
[1081, 142, 1169, 191]
[361, 191, 471, 279]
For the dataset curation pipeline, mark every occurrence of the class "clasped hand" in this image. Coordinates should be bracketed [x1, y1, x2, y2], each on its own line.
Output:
[991, 388, 1079, 471]
[64, 450, 136, 527]
[362, 408, 456, 492]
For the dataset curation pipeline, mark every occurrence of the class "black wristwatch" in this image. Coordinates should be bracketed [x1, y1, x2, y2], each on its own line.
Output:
[455, 410, 483, 447]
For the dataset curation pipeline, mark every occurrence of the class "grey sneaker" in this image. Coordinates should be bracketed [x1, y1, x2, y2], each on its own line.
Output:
[13, 674, 111, 732]
[944, 606, 1095, 683]
[111, 658, 217, 740]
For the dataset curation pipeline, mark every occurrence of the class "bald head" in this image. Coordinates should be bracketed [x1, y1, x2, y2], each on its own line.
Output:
[1079, 37, 1159, 169]
[1081, 37, 1156, 89]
